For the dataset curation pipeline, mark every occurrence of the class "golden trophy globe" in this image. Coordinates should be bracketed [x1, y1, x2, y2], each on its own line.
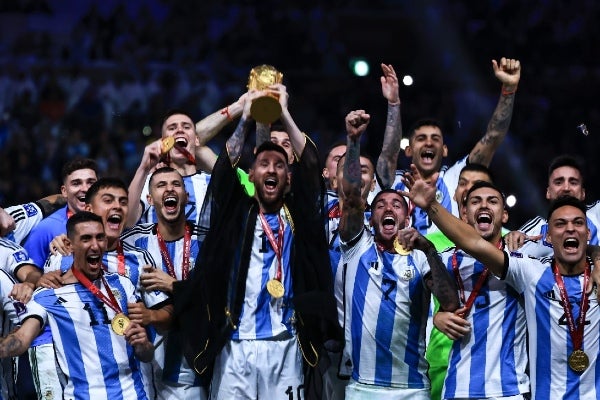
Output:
[247, 65, 283, 124]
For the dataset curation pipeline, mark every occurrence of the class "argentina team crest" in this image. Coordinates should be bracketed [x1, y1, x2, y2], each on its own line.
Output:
[400, 267, 416, 281]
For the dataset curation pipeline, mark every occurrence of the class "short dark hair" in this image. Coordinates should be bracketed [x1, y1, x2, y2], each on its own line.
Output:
[254, 141, 289, 163]
[61, 158, 98, 182]
[460, 163, 495, 183]
[148, 166, 182, 189]
[67, 211, 103, 239]
[464, 180, 506, 207]
[335, 151, 376, 175]
[547, 195, 587, 222]
[407, 118, 443, 139]
[270, 121, 287, 133]
[322, 139, 347, 168]
[371, 189, 408, 212]
[160, 109, 194, 129]
[548, 155, 585, 185]
[85, 177, 128, 204]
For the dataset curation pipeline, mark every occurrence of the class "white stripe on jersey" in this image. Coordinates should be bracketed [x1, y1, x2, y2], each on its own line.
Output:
[139, 172, 210, 226]
[0, 237, 37, 277]
[392, 156, 467, 236]
[518, 211, 599, 258]
[441, 249, 529, 398]
[22, 273, 147, 400]
[505, 256, 600, 399]
[43, 242, 166, 308]
[341, 229, 431, 388]
[234, 209, 295, 340]
[6, 202, 42, 244]
[120, 222, 201, 387]
[0, 269, 23, 400]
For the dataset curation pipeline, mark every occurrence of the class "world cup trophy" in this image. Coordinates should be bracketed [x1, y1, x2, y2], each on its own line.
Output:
[247, 64, 283, 124]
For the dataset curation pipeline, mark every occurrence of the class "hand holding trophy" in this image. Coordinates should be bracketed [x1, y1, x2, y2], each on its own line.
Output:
[247, 65, 283, 124]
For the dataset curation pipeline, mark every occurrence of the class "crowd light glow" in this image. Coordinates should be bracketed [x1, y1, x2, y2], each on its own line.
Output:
[351, 59, 370, 76]
[506, 194, 517, 208]
[402, 75, 413, 86]
[400, 137, 410, 150]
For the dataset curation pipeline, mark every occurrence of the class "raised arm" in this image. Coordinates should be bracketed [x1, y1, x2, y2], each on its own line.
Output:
[376, 63, 402, 188]
[226, 90, 261, 165]
[195, 93, 246, 147]
[469, 57, 521, 166]
[194, 93, 247, 172]
[126, 139, 163, 227]
[268, 84, 306, 158]
[338, 110, 370, 242]
[402, 164, 506, 276]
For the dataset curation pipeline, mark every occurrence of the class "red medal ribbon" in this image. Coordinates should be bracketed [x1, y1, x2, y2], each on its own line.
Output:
[156, 223, 192, 280]
[116, 240, 126, 276]
[72, 267, 123, 315]
[451, 240, 503, 317]
[553, 259, 590, 351]
[375, 241, 396, 254]
[328, 203, 341, 219]
[173, 143, 196, 165]
[161, 143, 196, 166]
[259, 211, 284, 282]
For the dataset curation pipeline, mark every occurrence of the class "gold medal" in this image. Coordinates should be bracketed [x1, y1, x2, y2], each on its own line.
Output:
[393, 236, 410, 255]
[161, 137, 175, 154]
[111, 313, 131, 336]
[266, 279, 285, 298]
[568, 349, 589, 373]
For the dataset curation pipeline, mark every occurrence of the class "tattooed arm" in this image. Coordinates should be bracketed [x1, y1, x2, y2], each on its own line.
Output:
[416, 236, 460, 311]
[35, 194, 67, 217]
[339, 110, 371, 242]
[376, 64, 402, 189]
[469, 57, 521, 166]
[255, 122, 270, 149]
[0, 317, 40, 358]
[226, 91, 262, 165]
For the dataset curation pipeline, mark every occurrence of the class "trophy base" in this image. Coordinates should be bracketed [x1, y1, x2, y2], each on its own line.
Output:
[251, 97, 282, 124]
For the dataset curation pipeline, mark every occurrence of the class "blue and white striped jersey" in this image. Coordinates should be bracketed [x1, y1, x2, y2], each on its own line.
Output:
[392, 155, 467, 235]
[440, 248, 529, 399]
[518, 203, 600, 258]
[21, 273, 148, 400]
[0, 269, 25, 400]
[505, 255, 600, 399]
[340, 228, 431, 388]
[234, 210, 296, 340]
[43, 241, 166, 307]
[5, 202, 43, 244]
[120, 222, 201, 388]
[0, 237, 36, 277]
[139, 172, 211, 226]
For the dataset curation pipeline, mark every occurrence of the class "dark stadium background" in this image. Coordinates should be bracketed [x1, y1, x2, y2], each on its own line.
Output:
[1, 0, 598, 230]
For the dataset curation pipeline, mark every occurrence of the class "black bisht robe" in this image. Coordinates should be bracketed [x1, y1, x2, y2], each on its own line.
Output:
[173, 137, 342, 394]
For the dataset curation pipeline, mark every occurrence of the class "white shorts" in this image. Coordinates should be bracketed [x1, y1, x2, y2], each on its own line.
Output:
[210, 336, 303, 399]
[322, 350, 348, 400]
[29, 343, 65, 400]
[346, 380, 430, 400]
[157, 380, 207, 400]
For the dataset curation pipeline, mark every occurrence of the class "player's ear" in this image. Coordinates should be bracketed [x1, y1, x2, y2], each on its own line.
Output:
[442, 144, 448, 158]
[502, 209, 508, 224]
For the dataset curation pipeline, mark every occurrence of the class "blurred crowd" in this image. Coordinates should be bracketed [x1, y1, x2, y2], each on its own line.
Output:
[0, 0, 598, 228]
